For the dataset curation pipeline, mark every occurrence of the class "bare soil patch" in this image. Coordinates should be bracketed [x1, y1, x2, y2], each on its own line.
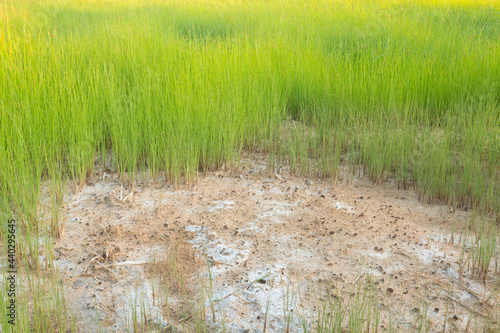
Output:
[52, 153, 497, 332]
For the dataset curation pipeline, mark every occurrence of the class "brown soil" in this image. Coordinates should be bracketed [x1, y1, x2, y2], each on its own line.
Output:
[51, 153, 498, 332]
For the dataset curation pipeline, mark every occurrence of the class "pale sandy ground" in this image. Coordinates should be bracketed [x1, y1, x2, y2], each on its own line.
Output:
[49, 153, 498, 332]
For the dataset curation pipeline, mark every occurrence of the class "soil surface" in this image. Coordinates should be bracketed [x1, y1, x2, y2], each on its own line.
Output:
[50, 153, 496, 332]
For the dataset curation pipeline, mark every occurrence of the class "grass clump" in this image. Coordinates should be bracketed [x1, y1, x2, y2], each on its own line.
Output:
[1, 0, 500, 330]
[1, 0, 499, 213]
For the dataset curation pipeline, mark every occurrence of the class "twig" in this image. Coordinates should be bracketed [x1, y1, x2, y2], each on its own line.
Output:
[439, 295, 485, 318]
[54, 248, 68, 257]
[157, 235, 169, 243]
[352, 275, 363, 285]
[208, 258, 233, 266]
[96, 261, 149, 269]
[234, 293, 250, 304]
[85, 245, 100, 256]
[299, 197, 314, 207]
[298, 272, 314, 282]
[94, 260, 114, 273]
[83, 250, 104, 273]
[450, 277, 480, 300]
[397, 248, 411, 258]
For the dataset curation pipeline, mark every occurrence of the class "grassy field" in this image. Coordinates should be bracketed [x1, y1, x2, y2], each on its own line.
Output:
[1, 0, 500, 331]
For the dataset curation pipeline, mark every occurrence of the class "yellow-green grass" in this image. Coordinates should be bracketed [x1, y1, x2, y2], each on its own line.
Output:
[1, 0, 500, 331]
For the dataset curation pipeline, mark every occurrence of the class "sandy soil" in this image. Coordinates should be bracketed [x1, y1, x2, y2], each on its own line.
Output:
[49, 153, 498, 332]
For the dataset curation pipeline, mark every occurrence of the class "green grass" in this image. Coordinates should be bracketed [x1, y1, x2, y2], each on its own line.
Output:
[1, 0, 499, 213]
[1, 0, 500, 331]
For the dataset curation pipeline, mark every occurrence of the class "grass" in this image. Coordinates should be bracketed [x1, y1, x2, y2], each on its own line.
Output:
[314, 275, 385, 333]
[0, 0, 500, 331]
[460, 216, 500, 282]
[1, 0, 500, 213]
